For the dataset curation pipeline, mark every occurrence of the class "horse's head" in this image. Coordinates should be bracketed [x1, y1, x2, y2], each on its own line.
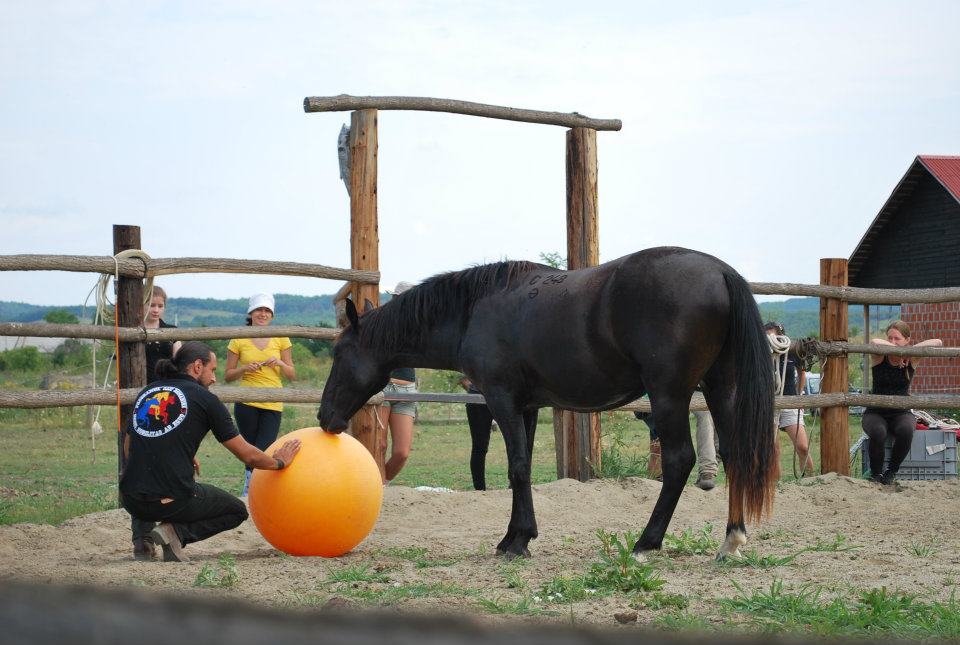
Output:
[318, 299, 390, 433]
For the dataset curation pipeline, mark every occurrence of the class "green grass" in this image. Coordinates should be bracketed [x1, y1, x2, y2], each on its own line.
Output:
[720, 580, 960, 639]
[907, 539, 940, 558]
[381, 546, 459, 568]
[194, 554, 240, 588]
[662, 524, 720, 556]
[324, 563, 391, 585]
[477, 595, 559, 616]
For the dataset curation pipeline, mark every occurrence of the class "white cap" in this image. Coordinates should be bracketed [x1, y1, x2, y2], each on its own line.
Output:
[387, 281, 415, 295]
[247, 293, 275, 314]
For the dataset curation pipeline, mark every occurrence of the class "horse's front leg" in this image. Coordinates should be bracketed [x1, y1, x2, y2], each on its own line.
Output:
[632, 402, 696, 561]
[490, 408, 537, 558]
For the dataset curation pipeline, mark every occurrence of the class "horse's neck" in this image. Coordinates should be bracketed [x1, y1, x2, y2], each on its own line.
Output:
[383, 319, 462, 371]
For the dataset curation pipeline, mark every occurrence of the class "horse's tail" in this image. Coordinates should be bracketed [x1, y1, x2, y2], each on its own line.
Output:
[722, 271, 778, 525]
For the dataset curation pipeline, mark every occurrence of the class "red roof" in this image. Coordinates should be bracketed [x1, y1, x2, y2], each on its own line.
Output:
[918, 155, 960, 202]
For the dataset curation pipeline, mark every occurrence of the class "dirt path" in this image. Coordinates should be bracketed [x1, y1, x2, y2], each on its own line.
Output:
[1, 475, 957, 627]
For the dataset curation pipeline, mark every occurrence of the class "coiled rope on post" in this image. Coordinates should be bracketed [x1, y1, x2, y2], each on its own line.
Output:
[768, 333, 792, 397]
[85, 250, 154, 460]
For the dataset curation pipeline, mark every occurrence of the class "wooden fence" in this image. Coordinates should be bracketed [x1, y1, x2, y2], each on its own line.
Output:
[2, 95, 958, 482]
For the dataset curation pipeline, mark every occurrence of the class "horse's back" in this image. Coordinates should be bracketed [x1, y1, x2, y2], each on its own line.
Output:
[460, 247, 736, 409]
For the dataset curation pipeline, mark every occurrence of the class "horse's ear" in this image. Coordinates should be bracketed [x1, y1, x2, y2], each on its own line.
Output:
[363, 299, 375, 313]
[345, 298, 360, 329]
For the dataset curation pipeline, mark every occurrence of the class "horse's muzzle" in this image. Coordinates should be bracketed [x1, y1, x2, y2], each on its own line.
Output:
[317, 406, 348, 434]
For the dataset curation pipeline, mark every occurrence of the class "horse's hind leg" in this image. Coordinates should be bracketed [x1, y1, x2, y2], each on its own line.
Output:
[702, 354, 747, 560]
[632, 394, 696, 560]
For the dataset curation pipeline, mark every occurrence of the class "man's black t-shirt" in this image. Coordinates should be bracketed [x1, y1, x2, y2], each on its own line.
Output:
[119, 374, 239, 499]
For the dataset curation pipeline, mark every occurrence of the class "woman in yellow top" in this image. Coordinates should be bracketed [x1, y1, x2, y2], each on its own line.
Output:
[225, 293, 296, 495]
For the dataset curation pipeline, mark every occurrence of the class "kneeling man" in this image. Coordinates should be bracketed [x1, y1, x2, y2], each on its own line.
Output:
[121, 341, 300, 562]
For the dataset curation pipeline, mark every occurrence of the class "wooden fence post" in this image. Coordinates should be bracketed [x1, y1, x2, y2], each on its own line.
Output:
[820, 258, 849, 474]
[346, 109, 385, 478]
[553, 127, 601, 481]
[113, 225, 147, 496]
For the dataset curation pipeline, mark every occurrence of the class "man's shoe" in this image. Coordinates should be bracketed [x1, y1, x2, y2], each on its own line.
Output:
[695, 475, 716, 491]
[879, 469, 897, 486]
[149, 523, 188, 562]
[132, 538, 157, 562]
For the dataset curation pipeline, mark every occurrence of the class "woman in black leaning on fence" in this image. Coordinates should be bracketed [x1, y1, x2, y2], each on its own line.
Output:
[863, 320, 941, 485]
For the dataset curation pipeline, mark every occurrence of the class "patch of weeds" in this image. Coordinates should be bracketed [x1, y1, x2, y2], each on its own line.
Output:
[635, 591, 689, 611]
[0, 500, 13, 523]
[193, 554, 239, 588]
[586, 529, 665, 593]
[718, 549, 801, 569]
[533, 530, 662, 608]
[384, 546, 458, 569]
[497, 560, 529, 590]
[287, 590, 327, 607]
[478, 594, 560, 616]
[345, 582, 478, 605]
[757, 528, 791, 541]
[652, 610, 713, 630]
[324, 563, 390, 585]
[597, 432, 646, 480]
[663, 524, 719, 556]
[907, 539, 939, 558]
[808, 533, 861, 553]
[538, 575, 597, 603]
[722, 579, 829, 631]
[561, 535, 576, 545]
[721, 580, 960, 639]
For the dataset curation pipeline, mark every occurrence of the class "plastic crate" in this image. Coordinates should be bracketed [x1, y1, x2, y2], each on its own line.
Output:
[861, 429, 958, 480]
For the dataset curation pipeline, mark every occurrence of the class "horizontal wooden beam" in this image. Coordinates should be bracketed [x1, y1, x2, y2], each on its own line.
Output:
[618, 392, 960, 413]
[0, 322, 340, 342]
[800, 340, 960, 359]
[5, 386, 956, 413]
[750, 281, 960, 304]
[0, 255, 379, 283]
[303, 94, 623, 131]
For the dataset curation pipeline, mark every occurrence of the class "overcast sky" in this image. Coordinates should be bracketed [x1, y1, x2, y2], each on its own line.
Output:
[2, 1, 958, 307]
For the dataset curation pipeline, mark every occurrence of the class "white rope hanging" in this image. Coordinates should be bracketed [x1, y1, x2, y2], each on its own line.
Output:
[768, 333, 792, 397]
[84, 250, 154, 459]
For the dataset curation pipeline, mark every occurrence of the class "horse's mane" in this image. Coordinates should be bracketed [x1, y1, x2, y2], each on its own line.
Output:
[360, 260, 549, 352]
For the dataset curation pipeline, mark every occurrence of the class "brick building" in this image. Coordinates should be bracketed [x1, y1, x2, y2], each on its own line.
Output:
[848, 155, 960, 394]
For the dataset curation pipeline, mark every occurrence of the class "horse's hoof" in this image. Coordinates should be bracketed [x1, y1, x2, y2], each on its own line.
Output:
[495, 534, 532, 559]
[715, 547, 743, 562]
[631, 551, 650, 564]
[495, 548, 530, 560]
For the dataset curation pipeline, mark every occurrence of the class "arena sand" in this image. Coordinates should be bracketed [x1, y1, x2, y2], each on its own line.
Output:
[1, 474, 958, 628]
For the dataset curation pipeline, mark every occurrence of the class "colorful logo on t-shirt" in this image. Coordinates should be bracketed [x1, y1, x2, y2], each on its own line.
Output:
[133, 386, 188, 437]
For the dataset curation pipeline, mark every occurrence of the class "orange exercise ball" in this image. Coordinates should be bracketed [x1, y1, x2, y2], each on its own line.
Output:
[248, 427, 383, 557]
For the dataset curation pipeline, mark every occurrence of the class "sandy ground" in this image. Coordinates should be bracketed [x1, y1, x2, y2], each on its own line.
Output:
[1, 474, 958, 628]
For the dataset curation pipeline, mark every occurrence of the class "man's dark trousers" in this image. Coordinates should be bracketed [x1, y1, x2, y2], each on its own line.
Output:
[122, 483, 248, 546]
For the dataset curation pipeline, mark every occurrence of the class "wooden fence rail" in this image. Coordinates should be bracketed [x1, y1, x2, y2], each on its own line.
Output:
[3, 387, 956, 412]
[0, 322, 339, 342]
[0, 255, 379, 283]
[4, 324, 959, 363]
[303, 94, 623, 131]
[750, 281, 960, 304]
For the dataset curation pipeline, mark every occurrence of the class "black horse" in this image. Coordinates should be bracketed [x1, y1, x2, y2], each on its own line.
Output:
[319, 247, 777, 560]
